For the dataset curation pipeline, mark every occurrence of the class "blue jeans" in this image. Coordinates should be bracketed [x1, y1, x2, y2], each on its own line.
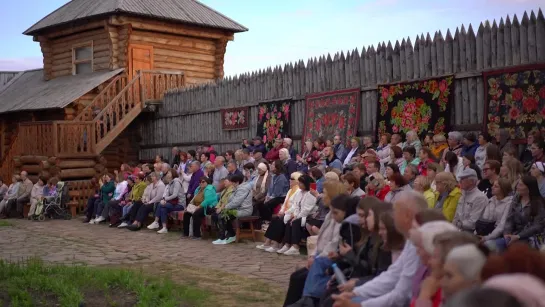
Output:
[157, 203, 184, 225]
[302, 256, 333, 298]
[122, 203, 133, 218]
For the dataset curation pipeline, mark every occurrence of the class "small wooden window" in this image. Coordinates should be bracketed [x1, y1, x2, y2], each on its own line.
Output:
[72, 42, 93, 75]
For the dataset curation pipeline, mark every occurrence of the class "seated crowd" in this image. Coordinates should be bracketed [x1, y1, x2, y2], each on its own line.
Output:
[3, 131, 545, 307]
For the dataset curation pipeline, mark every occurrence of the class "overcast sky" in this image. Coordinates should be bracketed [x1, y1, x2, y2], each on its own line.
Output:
[0, 0, 542, 76]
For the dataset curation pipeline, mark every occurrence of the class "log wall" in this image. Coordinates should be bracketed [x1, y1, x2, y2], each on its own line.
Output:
[128, 29, 218, 85]
[49, 27, 111, 78]
[138, 10, 545, 160]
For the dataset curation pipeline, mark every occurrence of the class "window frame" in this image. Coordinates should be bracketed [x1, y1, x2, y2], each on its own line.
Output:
[72, 41, 94, 75]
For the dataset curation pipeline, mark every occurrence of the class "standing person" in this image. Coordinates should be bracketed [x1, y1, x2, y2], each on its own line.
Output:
[283, 138, 298, 159]
[323, 146, 343, 171]
[171, 147, 180, 166]
[186, 161, 204, 202]
[279, 148, 298, 180]
[341, 138, 361, 168]
[460, 132, 479, 157]
[212, 156, 228, 189]
[15, 171, 33, 219]
[333, 135, 346, 161]
[405, 130, 422, 153]
[332, 191, 428, 307]
[452, 168, 488, 233]
[475, 133, 491, 171]
[377, 133, 392, 170]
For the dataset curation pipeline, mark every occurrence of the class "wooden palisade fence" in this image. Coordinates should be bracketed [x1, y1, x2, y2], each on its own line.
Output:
[139, 10, 545, 159]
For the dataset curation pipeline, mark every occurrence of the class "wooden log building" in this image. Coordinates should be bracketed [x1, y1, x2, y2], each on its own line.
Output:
[0, 0, 247, 213]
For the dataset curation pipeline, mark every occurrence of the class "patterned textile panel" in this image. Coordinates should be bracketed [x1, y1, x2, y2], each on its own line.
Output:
[484, 65, 545, 141]
[256, 100, 291, 149]
[376, 76, 454, 139]
[221, 106, 249, 130]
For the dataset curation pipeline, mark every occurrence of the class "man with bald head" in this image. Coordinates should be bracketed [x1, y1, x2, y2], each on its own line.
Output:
[333, 191, 428, 307]
[16, 171, 34, 218]
[212, 156, 228, 189]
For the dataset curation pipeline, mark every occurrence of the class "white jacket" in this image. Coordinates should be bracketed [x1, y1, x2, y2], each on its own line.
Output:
[284, 190, 317, 225]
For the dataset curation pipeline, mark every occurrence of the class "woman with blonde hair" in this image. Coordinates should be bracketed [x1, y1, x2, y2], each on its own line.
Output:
[257, 171, 303, 251]
[500, 158, 524, 190]
[414, 175, 436, 209]
[434, 172, 461, 222]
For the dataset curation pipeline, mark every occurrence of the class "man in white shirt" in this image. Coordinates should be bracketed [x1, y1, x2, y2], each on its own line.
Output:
[342, 137, 360, 167]
[333, 191, 428, 307]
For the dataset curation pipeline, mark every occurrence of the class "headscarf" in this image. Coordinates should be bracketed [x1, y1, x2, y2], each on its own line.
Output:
[254, 163, 269, 193]
[484, 274, 545, 307]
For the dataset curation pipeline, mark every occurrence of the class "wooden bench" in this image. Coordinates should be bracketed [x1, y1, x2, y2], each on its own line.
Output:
[68, 201, 78, 217]
[235, 216, 259, 243]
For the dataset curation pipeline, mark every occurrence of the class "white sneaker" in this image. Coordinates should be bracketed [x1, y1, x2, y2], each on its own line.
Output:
[276, 245, 290, 254]
[94, 216, 105, 223]
[265, 246, 279, 253]
[157, 227, 168, 234]
[88, 219, 95, 224]
[284, 246, 300, 256]
[117, 222, 129, 228]
[147, 221, 160, 230]
[256, 244, 269, 250]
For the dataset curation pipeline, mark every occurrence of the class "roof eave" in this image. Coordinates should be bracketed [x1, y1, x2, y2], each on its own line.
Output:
[24, 12, 248, 36]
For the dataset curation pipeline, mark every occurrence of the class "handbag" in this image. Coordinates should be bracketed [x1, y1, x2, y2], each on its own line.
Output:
[185, 203, 197, 214]
[475, 219, 496, 236]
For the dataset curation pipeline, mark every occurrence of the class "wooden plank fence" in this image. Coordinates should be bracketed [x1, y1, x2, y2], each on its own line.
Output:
[139, 9, 545, 160]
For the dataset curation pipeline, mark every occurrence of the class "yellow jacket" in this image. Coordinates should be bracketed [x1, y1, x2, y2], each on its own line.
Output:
[423, 189, 436, 209]
[435, 187, 462, 222]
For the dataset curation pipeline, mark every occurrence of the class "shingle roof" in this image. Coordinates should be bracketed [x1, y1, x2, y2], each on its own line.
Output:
[24, 0, 248, 35]
[0, 69, 124, 114]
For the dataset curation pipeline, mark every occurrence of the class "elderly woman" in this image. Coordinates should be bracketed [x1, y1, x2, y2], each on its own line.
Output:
[252, 162, 271, 209]
[440, 245, 488, 302]
[431, 134, 449, 160]
[443, 131, 464, 162]
[259, 160, 289, 222]
[182, 176, 217, 240]
[27, 176, 46, 219]
[405, 130, 422, 153]
[404, 164, 419, 188]
[257, 172, 304, 251]
[434, 172, 461, 222]
[365, 172, 390, 201]
[298, 141, 320, 172]
[279, 148, 298, 180]
[148, 169, 185, 234]
[408, 221, 459, 306]
[477, 178, 513, 243]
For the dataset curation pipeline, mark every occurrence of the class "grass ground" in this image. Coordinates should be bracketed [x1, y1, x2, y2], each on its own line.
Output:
[0, 220, 13, 227]
[0, 259, 208, 307]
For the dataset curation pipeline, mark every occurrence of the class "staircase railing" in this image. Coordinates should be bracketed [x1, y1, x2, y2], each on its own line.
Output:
[0, 127, 21, 180]
[74, 74, 128, 121]
[0, 70, 185, 176]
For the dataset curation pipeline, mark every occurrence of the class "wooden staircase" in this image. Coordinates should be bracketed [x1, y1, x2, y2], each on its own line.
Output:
[0, 70, 185, 180]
